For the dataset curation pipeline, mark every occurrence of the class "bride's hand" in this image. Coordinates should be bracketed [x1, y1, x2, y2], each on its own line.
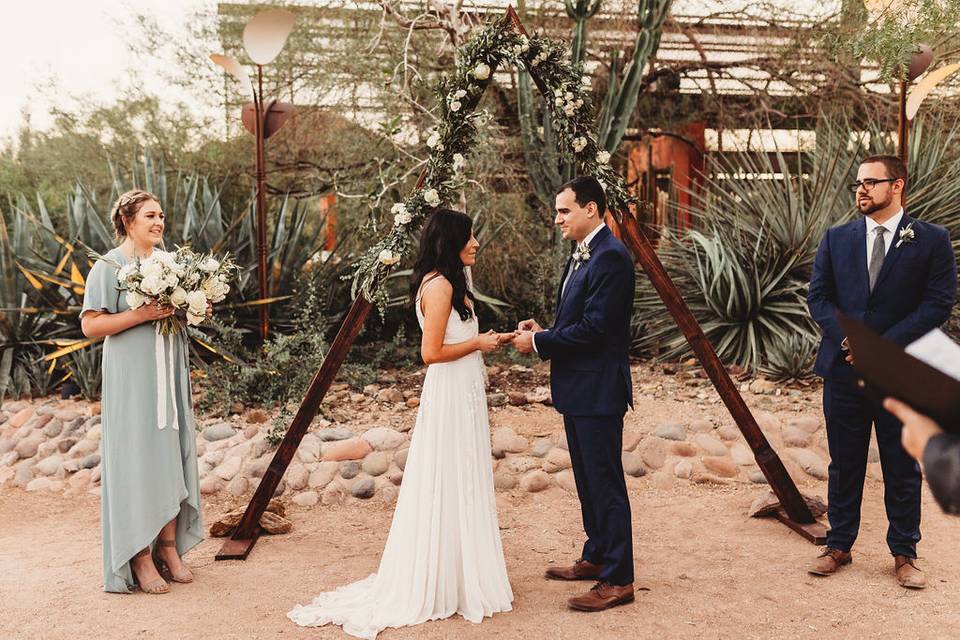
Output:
[476, 330, 501, 353]
[496, 331, 518, 345]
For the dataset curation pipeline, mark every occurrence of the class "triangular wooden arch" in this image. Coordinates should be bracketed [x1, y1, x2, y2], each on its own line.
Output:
[217, 7, 824, 561]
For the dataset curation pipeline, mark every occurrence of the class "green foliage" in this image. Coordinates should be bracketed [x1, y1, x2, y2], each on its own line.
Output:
[199, 280, 331, 411]
[633, 116, 861, 376]
[826, 0, 960, 81]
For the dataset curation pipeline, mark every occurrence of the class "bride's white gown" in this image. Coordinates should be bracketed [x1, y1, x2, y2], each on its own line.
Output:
[288, 278, 513, 638]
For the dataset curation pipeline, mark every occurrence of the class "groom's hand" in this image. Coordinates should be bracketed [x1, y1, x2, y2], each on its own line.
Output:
[512, 330, 535, 354]
[518, 318, 542, 332]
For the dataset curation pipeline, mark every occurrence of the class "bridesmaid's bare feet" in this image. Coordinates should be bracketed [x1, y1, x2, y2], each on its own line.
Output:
[130, 548, 169, 594]
[156, 540, 194, 583]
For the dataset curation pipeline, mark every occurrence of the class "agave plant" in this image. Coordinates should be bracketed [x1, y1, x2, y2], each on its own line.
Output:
[632, 116, 863, 376]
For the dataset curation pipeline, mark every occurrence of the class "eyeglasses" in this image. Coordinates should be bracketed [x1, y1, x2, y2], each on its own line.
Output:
[848, 178, 898, 193]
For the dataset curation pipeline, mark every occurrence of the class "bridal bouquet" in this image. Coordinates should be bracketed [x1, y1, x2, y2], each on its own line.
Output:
[91, 247, 237, 334]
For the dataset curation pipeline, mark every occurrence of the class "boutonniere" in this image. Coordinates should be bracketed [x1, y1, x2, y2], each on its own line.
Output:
[896, 221, 916, 248]
[572, 244, 591, 270]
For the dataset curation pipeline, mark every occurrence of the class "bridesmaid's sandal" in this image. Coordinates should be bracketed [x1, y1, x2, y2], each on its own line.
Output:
[154, 540, 194, 584]
[131, 548, 170, 594]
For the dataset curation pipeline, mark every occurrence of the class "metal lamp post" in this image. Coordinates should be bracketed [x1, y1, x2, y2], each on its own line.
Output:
[211, 9, 297, 342]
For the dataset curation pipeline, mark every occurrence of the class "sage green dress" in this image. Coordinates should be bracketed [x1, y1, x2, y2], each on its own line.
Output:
[82, 247, 203, 593]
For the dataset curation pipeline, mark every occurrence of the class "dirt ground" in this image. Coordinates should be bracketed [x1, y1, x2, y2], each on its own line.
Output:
[3, 461, 958, 640]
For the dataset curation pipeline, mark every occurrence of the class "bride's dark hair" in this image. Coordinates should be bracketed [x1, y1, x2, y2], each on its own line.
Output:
[409, 208, 476, 322]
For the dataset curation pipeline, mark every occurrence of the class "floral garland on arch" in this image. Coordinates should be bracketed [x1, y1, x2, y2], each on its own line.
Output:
[351, 17, 636, 304]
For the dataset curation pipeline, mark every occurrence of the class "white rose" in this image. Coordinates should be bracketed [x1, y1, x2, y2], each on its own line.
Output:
[450, 100, 462, 113]
[117, 264, 135, 281]
[394, 210, 413, 226]
[455, 89, 467, 99]
[423, 189, 440, 207]
[201, 257, 220, 272]
[426, 131, 441, 148]
[378, 249, 400, 265]
[390, 203, 408, 216]
[452, 153, 466, 171]
[170, 287, 188, 307]
[186, 311, 205, 326]
[162, 273, 179, 290]
[125, 290, 146, 309]
[597, 150, 611, 164]
[473, 63, 491, 81]
[555, 97, 564, 107]
[582, 75, 592, 86]
[186, 290, 207, 316]
[564, 104, 576, 116]
[565, 91, 574, 100]
[140, 260, 162, 279]
[573, 137, 587, 152]
[575, 99, 583, 108]
[554, 88, 563, 97]
[140, 273, 163, 296]
[155, 251, 176, 266]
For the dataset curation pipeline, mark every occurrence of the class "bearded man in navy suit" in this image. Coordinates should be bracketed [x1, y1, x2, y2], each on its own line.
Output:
[807, 155, 957, 587]
[512, 175, 636, 611]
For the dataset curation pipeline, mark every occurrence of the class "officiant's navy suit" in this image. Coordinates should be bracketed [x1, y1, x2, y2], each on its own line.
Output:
[535, 224, 636, 586]
[808, 212, 956, 557]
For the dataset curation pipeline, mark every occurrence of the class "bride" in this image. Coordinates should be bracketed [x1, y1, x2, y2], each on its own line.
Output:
[288, 208, 515, 638]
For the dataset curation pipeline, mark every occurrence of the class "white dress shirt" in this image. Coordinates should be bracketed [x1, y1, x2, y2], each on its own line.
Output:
[864, 208, 903, 270]
[532, 223, 607, 354]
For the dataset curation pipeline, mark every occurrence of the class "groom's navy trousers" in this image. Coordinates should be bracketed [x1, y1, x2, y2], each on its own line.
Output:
[535, 225, 636, 586]
[808, 213, 956, 557]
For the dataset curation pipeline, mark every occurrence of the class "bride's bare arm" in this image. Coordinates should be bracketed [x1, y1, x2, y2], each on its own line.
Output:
[420, 278, 497, 364]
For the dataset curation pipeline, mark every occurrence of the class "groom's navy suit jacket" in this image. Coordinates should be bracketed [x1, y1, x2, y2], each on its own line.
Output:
[808, 213, 956, 379]
[536, 225, 635, 416]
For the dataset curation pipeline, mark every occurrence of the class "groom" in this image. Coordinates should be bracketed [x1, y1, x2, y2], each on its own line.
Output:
[512, 175, 636, 611]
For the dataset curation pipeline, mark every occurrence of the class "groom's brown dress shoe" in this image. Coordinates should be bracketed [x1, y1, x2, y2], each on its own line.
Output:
[545, 558, 603, 581]
[807, 548, 852, 576]
[895, 555, 927, 589]
[567, 581, 635, 611]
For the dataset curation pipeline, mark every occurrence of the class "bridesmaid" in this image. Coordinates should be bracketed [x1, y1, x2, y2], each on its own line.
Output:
[80, 190, 203, 594]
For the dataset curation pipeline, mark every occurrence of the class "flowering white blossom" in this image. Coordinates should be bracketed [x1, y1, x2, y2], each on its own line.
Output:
[450, 100, 462, 113]
[582, 75, 592, 86]
[186, 311, 205, 326]
[423, 189, 441, 207]
[564, 104, 576, 116]
[202, 277, 230, 302]
[454, 89, 467, 99]
[473, 63, 491, 81]
[378, 249, 401, 265]
[390, 203, 408, 216]
[555, 97, 564, 107]
[125, 290, 146, 309]
[452, 153, 466, 171]
[170, 287, 188, 307]
[394, 209, 413, 226]
[200, 257, 220, 272]
[554, 88, 564, 97]
[118, 264, 136, 281]
[565, 91, 574, 101]
[426, 131, 442, 148]
[140, 260, 163, 279]
[596, 150, 611, 164]
[140, 273, 163, 296]
[185, 290, 207, 316]
[572, 137, 588, 152]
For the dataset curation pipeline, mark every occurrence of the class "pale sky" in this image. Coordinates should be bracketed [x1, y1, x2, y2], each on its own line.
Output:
[1, 0, 213, 144]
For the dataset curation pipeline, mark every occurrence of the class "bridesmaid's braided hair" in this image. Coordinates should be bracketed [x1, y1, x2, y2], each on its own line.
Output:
[112, 190, 159, 240]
